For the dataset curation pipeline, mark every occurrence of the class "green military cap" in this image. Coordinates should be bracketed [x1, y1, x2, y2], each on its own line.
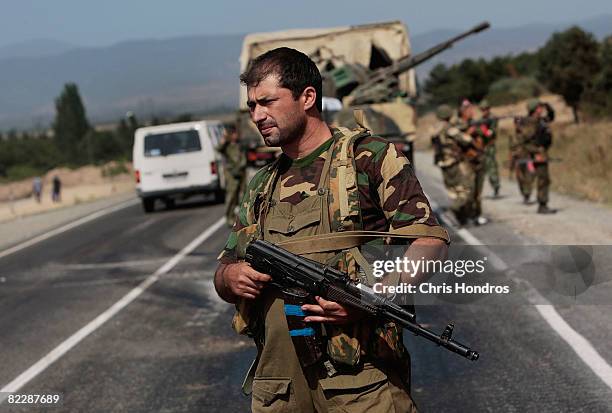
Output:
[436, 104, 453, 120]
[479, 99, 490, 109]
[527, 98, 541, 113]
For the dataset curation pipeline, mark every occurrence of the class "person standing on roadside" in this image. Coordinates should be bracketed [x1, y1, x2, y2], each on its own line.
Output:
[512, 99, 556, 214]
[456, 100, 487, 225]
[216, 125, 247, 226]
[32, 176, 42, 203]
[52, 175, 62, 203]
[214, 47, 449, 412]
[432, 104, 476, 226]
[478, 100, 500, 198]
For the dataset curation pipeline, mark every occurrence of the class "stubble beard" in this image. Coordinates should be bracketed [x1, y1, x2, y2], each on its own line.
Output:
[263, 115, 306, 148]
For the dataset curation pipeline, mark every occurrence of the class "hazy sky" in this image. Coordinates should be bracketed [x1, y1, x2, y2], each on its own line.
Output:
[1, 0, 610, 48]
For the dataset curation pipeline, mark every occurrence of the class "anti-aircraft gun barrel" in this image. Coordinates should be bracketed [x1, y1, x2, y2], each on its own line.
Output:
[348, 21, 490, 104]
[391, 21, 490, 77]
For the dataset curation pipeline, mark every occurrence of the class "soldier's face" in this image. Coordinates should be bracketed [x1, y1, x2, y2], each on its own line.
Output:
[461, 105, 474, 120]
[534, 105, 544, 118]
[246, 75, 306, 147]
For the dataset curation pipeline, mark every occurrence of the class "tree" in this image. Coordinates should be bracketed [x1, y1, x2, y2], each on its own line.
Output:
[583, 36, 612, 117]
[52, 83, 91, 164]
[538, 27, 600, 123]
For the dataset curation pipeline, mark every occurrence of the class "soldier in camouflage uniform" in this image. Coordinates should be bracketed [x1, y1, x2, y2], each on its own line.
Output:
[511, 99, 556, 214]
[456, 100, 488, 225]
[478, 100, 500, 198]
[431, 104, 477, 225]
[217, 125, 247, 226]
[214, 47, 449, 412]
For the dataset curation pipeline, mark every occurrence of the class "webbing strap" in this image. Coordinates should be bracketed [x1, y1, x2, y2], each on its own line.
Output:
[349, 246, 376, 286]
[331, 127, 364, 222]
[276, 225, 450, 254]
[338, 138, 351, 218]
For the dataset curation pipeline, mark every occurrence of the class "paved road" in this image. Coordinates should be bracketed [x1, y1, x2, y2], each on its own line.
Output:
[0, 180, 610, 412]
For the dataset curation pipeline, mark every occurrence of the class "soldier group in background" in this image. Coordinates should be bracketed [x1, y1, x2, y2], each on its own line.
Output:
[216, 125, 247, 226]
[433, 97, 556, 225]
[511, 99, 557, 214]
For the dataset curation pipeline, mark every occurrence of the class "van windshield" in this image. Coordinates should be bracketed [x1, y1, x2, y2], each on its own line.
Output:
[144, 130, 201, 157]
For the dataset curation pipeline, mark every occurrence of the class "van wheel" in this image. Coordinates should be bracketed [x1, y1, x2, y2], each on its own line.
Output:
[164, 198, 176, 210]
[142, 197, 155, 213]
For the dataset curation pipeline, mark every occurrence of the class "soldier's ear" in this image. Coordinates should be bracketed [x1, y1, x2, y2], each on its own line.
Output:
[302, 86, 317, 111]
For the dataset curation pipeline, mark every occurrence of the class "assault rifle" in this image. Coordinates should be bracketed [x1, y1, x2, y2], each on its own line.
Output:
[245, 240, 480, 361]
[468, 115, 516, 128]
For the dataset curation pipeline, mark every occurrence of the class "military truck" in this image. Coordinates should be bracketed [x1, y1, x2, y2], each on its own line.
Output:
[238, 21, 489, 167]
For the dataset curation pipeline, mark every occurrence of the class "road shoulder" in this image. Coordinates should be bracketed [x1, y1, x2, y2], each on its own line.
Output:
[415, 150, 612, 245]
[0, 192, 137, 252]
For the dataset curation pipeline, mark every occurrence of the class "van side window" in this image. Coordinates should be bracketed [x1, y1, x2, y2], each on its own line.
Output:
[144, 130, 201, 157]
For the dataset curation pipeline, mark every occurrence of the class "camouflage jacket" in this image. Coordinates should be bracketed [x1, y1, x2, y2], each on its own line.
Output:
[513, 116, 551, 157]
[218, 127, 446, 379]
[219, 127, 442, 261]
[432, 121, 474, 168]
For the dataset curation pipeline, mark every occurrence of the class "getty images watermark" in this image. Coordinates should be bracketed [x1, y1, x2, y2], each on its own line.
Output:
[362, 245, 611, 305]
[372, 255, 512, 295]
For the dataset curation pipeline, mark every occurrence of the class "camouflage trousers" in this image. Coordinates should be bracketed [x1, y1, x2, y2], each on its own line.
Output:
[484, 144, 500, 192]
[251, 298, 418, 413]
[224, 173, 245, 226]
[441, 161, 475, 224]
[516, 161, 550, 205]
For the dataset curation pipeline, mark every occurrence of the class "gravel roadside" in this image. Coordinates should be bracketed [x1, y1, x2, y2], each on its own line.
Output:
[415, 150, 612, 245]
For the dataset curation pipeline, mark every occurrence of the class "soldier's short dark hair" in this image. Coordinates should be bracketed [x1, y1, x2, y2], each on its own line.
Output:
[240, 47, 323, 112]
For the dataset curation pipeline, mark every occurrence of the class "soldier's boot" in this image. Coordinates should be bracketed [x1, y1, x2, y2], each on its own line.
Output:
[493, 187, 500, 199]
[537, 203, 557, 214]
[523, 194, 531, 204]
[453, 210, 468, 226]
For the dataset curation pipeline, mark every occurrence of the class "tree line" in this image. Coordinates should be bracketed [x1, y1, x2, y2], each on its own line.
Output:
[0, 83, 196, 182]
[424, 26, 612, 122]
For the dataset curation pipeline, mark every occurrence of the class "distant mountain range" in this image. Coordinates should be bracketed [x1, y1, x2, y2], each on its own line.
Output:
[0, 38, 76, 60]
[0, 14, 610, 130]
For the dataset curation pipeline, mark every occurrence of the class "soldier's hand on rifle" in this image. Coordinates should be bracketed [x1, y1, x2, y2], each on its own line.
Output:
[301, 296, 366, 325]
[221, 262, 271, 300]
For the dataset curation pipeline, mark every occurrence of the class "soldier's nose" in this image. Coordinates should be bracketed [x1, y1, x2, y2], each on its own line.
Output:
[251, 105, 267, 123]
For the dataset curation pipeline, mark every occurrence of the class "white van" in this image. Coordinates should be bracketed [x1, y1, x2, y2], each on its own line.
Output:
[132, 120, 225, 213]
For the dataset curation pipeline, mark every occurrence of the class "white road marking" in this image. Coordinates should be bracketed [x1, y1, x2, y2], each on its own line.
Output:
[0, 217, 226, 403]
[0, 198, 140, 260]
[58, 256, 201, 270]
[427, 195, 612, 391]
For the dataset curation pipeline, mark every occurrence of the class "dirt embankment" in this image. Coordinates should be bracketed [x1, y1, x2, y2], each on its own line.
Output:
[415, 95, 612, 206]
[0, 162, 135, 223]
